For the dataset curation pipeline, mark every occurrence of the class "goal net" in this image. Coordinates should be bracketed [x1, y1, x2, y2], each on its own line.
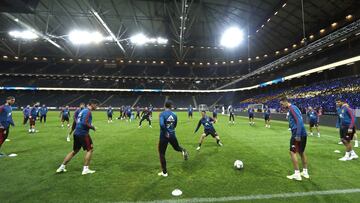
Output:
[248, 104, 264, 112]
[198, 104, 209, 112]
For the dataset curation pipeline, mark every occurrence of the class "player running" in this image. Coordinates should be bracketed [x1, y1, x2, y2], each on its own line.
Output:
[29, 103, 39, 133]
[39, 104, 48, 123]
[248, 107, 255, 125]
[194, 111, 223, 151]
[264, 106, 271, 128]
[157, 100, 188, 177]
[67, 103, 85, 142]
[336, 98, 358, 161]
[306, 107, 320, 137]
[138, 107, 152, 128]
[228, 105, 235, 124]
[60, 106, 71, 128]
[107, 106, 113, 123]
[188, 105, 193, 119]
[23, 105, 30, 125]
[56, 99, 99, 175]
[280, 97, 309, 181]
[0, 96, 15, 156]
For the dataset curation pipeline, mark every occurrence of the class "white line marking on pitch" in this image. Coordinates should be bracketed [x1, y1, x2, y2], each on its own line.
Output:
[128, 188, 360, 203]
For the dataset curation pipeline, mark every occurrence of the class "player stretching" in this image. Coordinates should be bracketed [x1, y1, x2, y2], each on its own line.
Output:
[23, 105, 30, 125]
[60, 106, 71, 128]
[29, 103, 39, 133]
[280, 97, 309, 181]
[107, 106, 113, 123]
[264, 106, 271, 128]
[56, 99, 99, 175]
[228, 105, 235, 124]
[336, 98, 358, 161]
[194, 111, 223, 151]
[158, 101, 188, 177]
[248, 107, 255, 125]
[307, 107, 320, 137]
[68, 103, 85, 142]
[0, 96, 15, 156]
[39, 104, 48, 123]
[138, 107, 152, 128]
[188, 105, 193, 119]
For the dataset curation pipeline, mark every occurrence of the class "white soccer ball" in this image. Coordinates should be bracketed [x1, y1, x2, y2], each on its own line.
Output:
[234, 160, 243, 169]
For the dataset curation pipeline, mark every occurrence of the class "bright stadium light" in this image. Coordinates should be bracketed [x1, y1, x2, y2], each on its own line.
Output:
[130, 33, 168, 45]
[130, 33, 148, 45]
[9, 30, 38, 39]
[220, 27, 244, 48]
[68, 30, 105, 45]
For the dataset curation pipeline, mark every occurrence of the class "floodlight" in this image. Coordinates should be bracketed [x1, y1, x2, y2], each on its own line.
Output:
[220, 27, 244, 48]
[9, 30, 38, 39]
[157, 37, 168, 44]
[130, 33, 148, 45]
[68, 30, 105, 45]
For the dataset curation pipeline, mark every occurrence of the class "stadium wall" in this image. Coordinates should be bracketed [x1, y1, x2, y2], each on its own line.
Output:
[234, 112, 360, 128]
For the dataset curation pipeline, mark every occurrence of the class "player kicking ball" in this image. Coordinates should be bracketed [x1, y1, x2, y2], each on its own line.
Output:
[336, 98, 358, 161]
[56, 99, 99, 175]
[157, 100, 188, 177]
[280, 97, 309, 181]
[194, 111, 223, 151]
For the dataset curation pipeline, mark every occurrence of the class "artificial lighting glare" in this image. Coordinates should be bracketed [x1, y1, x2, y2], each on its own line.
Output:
[331, 22, 338, 27]
[68, 30, 105, 45]
[346, 15, 353, 20]
[130, 33, 168, 45]
[220, 27, 244, 48]
[9, 30, 38, 40]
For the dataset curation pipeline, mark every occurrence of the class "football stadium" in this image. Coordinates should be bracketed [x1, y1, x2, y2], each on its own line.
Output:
[0, 0, 360, 202]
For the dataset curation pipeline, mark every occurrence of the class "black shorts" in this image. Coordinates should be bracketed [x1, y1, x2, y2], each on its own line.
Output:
[290, 136, 307, 153]
[0, 128, 6, 145]
[213, 114, 217, 118]
[108, 114, 113, 119]
[188, 112, 193, 116]
[264, 116, 270, 121]
[204, 129, 218, 137]
[71, 120, 77, 131]
[62, 116, 69, 122]
[249, 114, 254, 119]
[30, 118, 36, 126]
[340, 126, 356, 142]
[73, 134, 93, 151]
[309, 120, 318, 127]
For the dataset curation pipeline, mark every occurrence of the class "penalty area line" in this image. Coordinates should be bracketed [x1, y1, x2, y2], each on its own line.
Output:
[130, 188, 360, 203]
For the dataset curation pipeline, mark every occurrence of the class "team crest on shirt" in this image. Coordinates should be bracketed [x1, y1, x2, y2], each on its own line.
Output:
[167, 115, 175, 122]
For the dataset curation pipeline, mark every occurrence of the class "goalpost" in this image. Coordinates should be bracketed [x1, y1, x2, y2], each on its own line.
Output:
[248, 104, 264, 112]
[198, 104, 209, 112]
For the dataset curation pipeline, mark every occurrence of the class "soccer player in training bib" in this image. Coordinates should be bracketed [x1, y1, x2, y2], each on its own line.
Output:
[60, 106, 71, 128]
[264, 105, 271, 128]
[306, 107, 320, 137]
[336, 98, 358, 161]
[23, 105, 30, 125]
[0, 96, 15, 156]
[39, 104, 48, 123]
[158, 100, 188, 177]
[138, 107, 152, 128]
[29, 103, 39, 133]
[188, 105, 193, 119]
[68, 103, 85, 142]
[228, 105, 235, 124]
[280, 97, 309, 181]
[107, 106, 113, 123]
[213, 107, 218, 119]
[194, 111, 223, 151]
[135, 106, 141, 120]
[56, 99, 99, 175]
[248, 107, 255, 125]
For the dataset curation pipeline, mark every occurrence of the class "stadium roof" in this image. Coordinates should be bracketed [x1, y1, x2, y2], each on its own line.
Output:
[0, 0, 359, 63]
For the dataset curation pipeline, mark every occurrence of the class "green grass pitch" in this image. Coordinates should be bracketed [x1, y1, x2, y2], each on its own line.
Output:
[0, 111, 360, 202]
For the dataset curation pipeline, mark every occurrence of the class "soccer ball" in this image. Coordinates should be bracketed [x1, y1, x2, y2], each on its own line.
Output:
[234, 160, 243, 169]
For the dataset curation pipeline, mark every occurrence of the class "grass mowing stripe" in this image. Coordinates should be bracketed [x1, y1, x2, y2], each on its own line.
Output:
[132, 188, 360, 203]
